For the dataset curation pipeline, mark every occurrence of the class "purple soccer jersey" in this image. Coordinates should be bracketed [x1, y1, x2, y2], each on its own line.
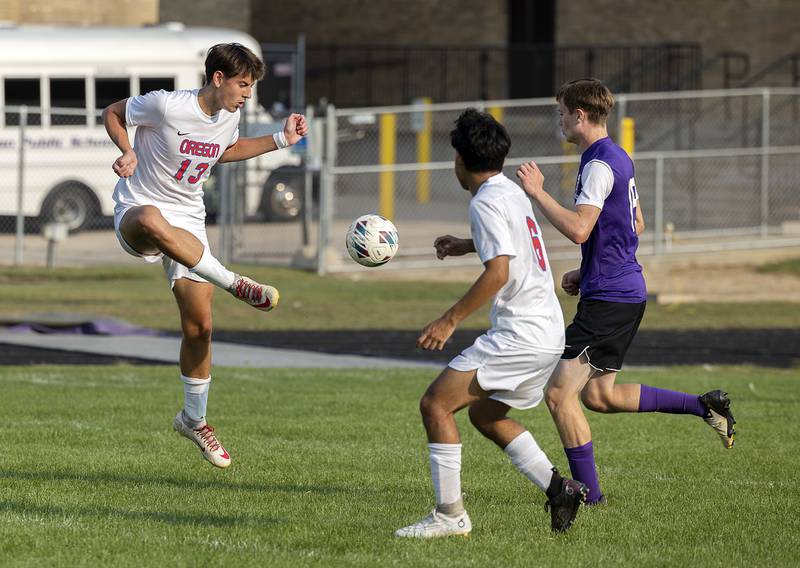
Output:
[574, 137, 647, 303]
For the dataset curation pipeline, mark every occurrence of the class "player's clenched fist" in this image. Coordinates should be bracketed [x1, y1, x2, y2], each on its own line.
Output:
[112, 149, 138, 178]
[516, 160, 545, 199]
[284, 113, 308, 145]
[561, 269, 581, 296]
[433, 235, 472, 260]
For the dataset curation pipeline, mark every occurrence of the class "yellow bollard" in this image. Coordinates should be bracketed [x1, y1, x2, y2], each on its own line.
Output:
[561, 139, 578, 194]
[620, 117, 635, 157]
[379, 113, 396, 219]
[488, 106, 504, 124]
[416, 97, 432, 204]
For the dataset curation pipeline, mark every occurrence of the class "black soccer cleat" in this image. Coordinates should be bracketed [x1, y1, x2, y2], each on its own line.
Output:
[544, 472, 588, 533]
[700, 390, 736, 449]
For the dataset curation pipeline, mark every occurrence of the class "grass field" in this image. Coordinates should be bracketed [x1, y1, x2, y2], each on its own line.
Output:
[3, 365, 799, 567]
[757, 256, 800, 275]
[2, 265, 800, 331]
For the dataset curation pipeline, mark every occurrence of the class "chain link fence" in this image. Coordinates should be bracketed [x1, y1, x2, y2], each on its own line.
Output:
[0, 106, 121, 266]
[4, 89, 800, 273]
[307, 87, 800, 273]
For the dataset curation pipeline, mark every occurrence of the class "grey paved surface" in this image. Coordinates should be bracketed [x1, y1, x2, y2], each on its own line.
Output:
[0, 332, 439, 369]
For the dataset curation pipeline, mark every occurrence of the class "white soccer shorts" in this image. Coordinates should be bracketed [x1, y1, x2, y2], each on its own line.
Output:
[114, 203, 210, 289]
[449, 334, 561, 410]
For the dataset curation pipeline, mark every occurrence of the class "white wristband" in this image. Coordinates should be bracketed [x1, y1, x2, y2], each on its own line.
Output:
[273, 131, 288, 149]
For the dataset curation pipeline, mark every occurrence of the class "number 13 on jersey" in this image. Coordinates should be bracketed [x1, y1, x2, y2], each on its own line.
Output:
[174, 159, 210, 185]
[526, 216, 547, 272]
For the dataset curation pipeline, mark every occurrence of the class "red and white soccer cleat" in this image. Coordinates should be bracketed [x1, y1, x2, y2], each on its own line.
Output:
[228, 274, 279, 312]
[173, 411, 231, 468]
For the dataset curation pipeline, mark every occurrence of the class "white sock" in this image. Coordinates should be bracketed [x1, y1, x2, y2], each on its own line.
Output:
[189, 248, 235, 289]
[428, 443, 462, 509]
[504, 431, 554, 492]
[181, 374, 211, 426]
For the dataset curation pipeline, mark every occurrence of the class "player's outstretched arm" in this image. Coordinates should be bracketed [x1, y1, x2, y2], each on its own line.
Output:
[219, 113, 309, 163]
[416, 255, 509, 350]
[516, 160, 600, 244]
[103, 99, 137, 178]
[433, 235, 476, 259]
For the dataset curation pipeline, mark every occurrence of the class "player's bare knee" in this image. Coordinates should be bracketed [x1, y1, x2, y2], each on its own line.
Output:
[419, 392, 447, 421]
[544, 385, 562, 414]
[135, 206, 168, 241]
[581, 383, 612, 412]
[467, 404, 489, 431]
[182, 317, 212, 343]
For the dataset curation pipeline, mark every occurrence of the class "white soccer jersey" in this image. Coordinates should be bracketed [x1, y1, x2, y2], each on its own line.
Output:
[469, 173, 565, 354]
[112, 89, 240, 219]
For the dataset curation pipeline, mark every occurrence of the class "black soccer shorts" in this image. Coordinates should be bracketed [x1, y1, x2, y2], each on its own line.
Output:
[561, 299, 646, 372]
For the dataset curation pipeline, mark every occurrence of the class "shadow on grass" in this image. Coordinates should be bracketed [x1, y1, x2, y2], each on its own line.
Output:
[0, 468, 349, 495]
[0, 499, 284, 527]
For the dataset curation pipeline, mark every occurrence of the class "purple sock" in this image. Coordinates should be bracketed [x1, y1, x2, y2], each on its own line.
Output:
[565, 441, 603, 504]
[638, 385, 707, 417]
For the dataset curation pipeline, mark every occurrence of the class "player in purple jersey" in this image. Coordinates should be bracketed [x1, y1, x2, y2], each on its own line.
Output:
[515, 79, 736, 504]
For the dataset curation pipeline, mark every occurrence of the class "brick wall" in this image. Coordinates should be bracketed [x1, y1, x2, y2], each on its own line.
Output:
[0, 0, 158, 26]
[251, 0, 506, 46]
[557, 0, 800, 83]
[159, 0, 250, 33]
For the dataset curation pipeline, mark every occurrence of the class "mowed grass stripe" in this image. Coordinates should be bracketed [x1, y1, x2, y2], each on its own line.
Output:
[1, 265, 800, 330]
[2, 365, 799, 567]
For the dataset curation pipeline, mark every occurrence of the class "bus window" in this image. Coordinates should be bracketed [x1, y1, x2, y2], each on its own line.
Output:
[140, 77, 175, 94]
[50, 78, 86, 125]
[5, 78, 42, 126]
[95, 78, 129, 110]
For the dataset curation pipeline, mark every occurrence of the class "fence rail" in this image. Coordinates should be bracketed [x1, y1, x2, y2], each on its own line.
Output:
[3, 89, 800, 274]
[302, 87, 800, 273]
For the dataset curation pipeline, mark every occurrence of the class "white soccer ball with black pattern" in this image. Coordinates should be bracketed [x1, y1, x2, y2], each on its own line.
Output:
[345, 214, 399, 267]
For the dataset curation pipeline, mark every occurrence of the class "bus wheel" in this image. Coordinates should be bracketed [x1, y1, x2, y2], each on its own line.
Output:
[40, 182, 99, 233]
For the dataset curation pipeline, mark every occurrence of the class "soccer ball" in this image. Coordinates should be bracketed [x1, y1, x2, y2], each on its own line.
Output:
[345, 214, 399, 267]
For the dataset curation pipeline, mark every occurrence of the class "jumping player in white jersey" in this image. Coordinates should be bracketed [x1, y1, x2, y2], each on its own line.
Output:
[103, 43, 307, 469]
[395, 109, 587, 539]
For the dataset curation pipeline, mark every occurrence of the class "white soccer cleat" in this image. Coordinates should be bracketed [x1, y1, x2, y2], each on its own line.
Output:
[173, 411, 231, 468]
[229, 274, 279, 312]
[394, 509, 472, 539]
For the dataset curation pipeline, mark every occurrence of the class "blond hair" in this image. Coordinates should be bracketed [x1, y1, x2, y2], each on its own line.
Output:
[556, 78, 615, 124]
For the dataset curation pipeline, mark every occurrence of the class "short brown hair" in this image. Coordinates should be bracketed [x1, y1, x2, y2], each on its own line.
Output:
[556, 78, 615, 124]
[204, 43, 265, 85]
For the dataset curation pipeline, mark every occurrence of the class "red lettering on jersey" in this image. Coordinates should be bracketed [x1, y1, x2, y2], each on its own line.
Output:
[179, 138, 221, 159]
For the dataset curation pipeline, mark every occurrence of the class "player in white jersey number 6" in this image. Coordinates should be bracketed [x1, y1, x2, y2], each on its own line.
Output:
[395, 109, 586, 539]
[103, 43, 308, 469]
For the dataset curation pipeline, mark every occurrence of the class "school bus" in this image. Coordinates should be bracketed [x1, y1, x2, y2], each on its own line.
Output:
[0, 23, 299, 231]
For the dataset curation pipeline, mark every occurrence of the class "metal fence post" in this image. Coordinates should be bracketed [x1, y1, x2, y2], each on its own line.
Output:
[14, 106, 27, 265]
[317, 104, 337, 275]
[217, 163, 232, 264]
[760, 89, 770, 237]
[302, 104, 316, 246]
[654, 154, 664, 255]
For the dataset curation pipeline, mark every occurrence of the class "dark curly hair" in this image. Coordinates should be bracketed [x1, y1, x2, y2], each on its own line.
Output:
[450, 108, 511, 172]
